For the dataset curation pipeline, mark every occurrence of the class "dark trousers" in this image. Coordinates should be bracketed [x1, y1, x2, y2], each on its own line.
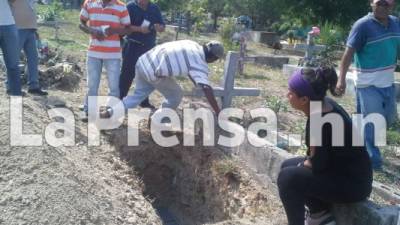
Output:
[277, 157, 372, 225]
[120, 41, 153, 102]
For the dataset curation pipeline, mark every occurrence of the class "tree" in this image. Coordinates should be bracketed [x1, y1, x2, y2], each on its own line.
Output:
[278, 0, 370, 29]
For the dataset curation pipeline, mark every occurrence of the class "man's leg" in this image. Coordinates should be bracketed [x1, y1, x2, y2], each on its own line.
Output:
[83, 57, 102, 114]
[122, 69, 155, 109]
[356, 86, 386, 170]
[22, 29, 46, 95]
[104, 58, 121, 99]
[0, 25, 22, 95]
[119, 41, 136, 99]
[384, 85, 398, 126]
[120, 42, 154, 107]
[138, 45, 154, 108]
[153, 77, 183, 109]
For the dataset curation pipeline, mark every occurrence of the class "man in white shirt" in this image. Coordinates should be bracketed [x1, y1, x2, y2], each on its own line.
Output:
[107, 40, 224, 116]
[0, 0, 22, 96]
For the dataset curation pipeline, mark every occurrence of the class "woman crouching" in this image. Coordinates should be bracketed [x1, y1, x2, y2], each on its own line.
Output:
[277, 67, 372, 225]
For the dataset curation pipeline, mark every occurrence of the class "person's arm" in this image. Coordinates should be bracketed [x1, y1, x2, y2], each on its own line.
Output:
[79, 20, 106, 41]
[336, 47, 355, 96]
[303, 146, 315, 168]
[199, 84, 220, 115]
[153, 5, 165, 33]
[106, 25, 149, 36]
[308, 124, 332, 172]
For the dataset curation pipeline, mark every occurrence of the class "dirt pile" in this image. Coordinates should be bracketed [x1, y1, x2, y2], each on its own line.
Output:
[38, 62, 81, 91]
[0, 87, 162, 225]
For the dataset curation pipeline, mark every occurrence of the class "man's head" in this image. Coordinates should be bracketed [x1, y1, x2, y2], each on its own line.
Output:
[204, 41, 224, 63]
[371, 0, 395, 20]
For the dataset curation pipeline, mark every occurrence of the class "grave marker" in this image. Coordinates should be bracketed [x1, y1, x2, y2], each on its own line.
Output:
[186, 51, 260, 109]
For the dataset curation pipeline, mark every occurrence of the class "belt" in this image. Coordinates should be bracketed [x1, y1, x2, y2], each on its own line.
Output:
[124, 37, 145, 46]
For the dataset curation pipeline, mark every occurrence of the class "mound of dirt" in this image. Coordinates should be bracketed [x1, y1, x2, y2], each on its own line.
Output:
[0, 93, 161, 225]
[38, 62, 81, 91]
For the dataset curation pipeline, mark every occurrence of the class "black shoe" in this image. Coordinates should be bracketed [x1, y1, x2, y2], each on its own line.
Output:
[28, 88, 48, 96]
[139, 102, 156, 109]
[80, 112, 88, 122]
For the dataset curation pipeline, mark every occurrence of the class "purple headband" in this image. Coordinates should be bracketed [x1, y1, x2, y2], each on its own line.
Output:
[288, 69, 318, 100]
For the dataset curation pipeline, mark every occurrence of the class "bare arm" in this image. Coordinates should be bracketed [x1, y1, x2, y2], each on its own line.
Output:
[200, 84, 220, 115]
[336, 47, 355, 95]
[79, 19, 106, 40]
[79, 19, 96, 35]
[106, 25, 149, 36]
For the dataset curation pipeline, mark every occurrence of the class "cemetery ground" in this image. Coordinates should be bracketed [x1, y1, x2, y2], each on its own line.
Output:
[0, 8, 399, 225]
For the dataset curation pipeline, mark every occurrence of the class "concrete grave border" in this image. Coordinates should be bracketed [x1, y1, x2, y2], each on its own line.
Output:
[215, 125, 400, 225]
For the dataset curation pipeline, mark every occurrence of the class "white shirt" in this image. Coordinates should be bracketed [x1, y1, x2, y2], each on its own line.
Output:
[137, 40, 210, 85]
[0, 0, 15, 26]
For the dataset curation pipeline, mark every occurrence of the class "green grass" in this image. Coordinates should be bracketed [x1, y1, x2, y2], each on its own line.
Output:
[37, 6, 88, 53]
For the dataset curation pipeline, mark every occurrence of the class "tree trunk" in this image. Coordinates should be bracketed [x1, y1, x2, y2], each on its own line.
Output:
[185, 11, 191, 34]
[212, 12, 219, 32]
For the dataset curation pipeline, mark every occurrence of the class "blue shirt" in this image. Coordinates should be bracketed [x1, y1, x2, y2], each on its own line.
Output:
[346, 13, 400, 87]
[126, 1, 164, 47]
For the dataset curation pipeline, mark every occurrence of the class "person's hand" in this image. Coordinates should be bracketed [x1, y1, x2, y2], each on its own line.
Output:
[303, 159, 312, 168]
[335, 79, 347, 96]
[104, 27, 113, 36]
[154, 24, 164, 32]
[140, 26, 150, 34]
[92, 29, 106, 41]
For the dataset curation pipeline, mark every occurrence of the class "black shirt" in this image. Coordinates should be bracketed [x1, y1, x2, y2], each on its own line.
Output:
[305, 98, 372, 182]
[126, 1, 165, 47]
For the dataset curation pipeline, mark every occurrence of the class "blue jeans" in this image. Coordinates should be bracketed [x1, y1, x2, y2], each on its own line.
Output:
[122, 66, 183, 109]
[83, 57, 121, 112]
[356, 85, 398, 169]
[0, 25, 22, 95]
[18, 29, 40, 90]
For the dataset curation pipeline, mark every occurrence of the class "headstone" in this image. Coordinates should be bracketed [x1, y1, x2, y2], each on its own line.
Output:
[236, 31, 288, 72]
[282, 64, 303, 77]
[186, 52, 260, 108]
[251, 55, 289, 69]
[259, 32, 280, 46]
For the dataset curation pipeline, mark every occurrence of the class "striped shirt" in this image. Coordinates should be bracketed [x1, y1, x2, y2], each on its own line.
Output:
[137, 40, 210, 85]
[80, 0, 130, 59]
[347, 13, 400, 88]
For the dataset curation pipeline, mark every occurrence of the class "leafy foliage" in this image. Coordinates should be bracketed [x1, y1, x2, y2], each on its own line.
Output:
[219, 18, 239, 51]
[265, 96, 288, 114]
[277, 0, 370, 28]
[38, 0, 64, 21]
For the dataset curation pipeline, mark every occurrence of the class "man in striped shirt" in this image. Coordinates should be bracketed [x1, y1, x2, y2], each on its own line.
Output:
[103, 40, 224, 116]
[79, 0, 149, 121]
